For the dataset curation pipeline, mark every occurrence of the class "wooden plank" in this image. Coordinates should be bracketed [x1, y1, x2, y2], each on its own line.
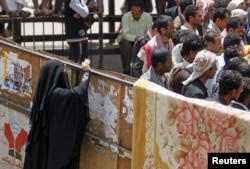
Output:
[118, 85, 133, 150]
[0, 38, 135, 169]
[117, 156, 131, 169]
[80, 136, 118, 169]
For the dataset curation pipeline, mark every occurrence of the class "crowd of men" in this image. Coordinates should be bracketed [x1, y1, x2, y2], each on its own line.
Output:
[117, 0, 250, 111]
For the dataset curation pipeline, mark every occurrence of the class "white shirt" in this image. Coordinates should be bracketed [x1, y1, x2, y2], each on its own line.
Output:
[70, 0, 89, 18]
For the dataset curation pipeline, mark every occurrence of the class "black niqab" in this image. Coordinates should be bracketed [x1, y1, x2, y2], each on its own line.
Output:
[24, 59, 90, 169]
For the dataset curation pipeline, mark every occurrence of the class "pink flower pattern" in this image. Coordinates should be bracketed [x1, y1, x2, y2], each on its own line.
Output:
[216, 128, 240, 152]
[178, 157, 193, 169]
[178, 133, 213, 169]
[204, 108, 234, 133]
[174, 101, 200, 137]
[137, 81, 249, 169]
[170, 100, 244, 169]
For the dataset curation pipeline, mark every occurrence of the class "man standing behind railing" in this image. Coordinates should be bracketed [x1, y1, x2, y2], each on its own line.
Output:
[64, 0, 89, 63]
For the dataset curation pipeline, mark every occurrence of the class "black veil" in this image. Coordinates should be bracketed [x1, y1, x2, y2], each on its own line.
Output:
[24, 59, 90, 169]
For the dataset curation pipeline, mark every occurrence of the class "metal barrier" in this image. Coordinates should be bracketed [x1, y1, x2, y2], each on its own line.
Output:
[0, 13, 121, 69]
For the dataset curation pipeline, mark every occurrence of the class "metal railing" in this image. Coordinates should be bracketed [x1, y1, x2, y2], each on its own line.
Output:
[0, 13, 121, 69]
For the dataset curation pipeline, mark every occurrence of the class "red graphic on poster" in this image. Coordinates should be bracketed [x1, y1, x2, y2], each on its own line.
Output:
[4, 123, 28, 161]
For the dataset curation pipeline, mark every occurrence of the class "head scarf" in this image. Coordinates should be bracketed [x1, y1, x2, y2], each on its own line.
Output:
[226, 0, 245, 11]
[27, 59, 70, 145]
[172, 43, 183, 64]
[196, 0, 215, 16]
[183, 50, 217, 85]
[231, 9, 247, 20]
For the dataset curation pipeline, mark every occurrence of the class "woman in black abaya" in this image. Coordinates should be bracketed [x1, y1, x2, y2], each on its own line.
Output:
[24, 59, 91, 169]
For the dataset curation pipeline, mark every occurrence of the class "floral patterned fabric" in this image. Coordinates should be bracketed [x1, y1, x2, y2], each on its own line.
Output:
[132, 79, 250, 169]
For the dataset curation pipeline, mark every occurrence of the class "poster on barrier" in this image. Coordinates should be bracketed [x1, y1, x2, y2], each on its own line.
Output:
[0, 43, 37, 109]
[0, 104, 29, 169]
